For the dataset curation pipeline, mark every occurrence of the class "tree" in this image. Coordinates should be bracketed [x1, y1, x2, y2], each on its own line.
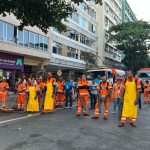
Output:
[0, 0, 102, 33]
[109, 21, 150, 73]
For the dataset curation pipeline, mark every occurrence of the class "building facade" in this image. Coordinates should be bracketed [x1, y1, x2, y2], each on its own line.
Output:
[0, 0, 137, 84]
[97, 0, 136, 69]
[49, 0, 98, 75]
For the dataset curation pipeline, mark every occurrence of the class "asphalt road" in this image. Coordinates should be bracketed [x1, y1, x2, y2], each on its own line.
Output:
[0, 99, 150, 150]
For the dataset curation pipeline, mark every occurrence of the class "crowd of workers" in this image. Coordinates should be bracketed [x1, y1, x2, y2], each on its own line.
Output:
[0, 71, 150, 127]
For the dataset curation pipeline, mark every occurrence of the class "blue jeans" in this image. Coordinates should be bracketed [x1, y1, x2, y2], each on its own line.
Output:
[113, 98, 123, 121]
[65, 93, 73, 107]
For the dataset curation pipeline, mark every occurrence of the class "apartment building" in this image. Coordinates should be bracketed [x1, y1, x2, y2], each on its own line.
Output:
[49, 0, 98, 75]
[97, 0, 136, 69]
[122, 0, 137, 22]
[0, 14, 50, 88]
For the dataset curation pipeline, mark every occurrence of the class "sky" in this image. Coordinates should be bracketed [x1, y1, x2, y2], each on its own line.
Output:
[127, 0, 150, 21]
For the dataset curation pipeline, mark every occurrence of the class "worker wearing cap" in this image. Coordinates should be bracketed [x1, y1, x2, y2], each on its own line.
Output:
[43, 72, 56, 113]
[0, 77, 9, 108]
[56, 76, 65, 107]
[76, 75, 90, 117]
[17, 79, 26, 110]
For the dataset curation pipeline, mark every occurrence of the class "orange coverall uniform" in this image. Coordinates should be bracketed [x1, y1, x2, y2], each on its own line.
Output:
[0, 82, 9, 108]
[144, 82, 150, 103]
[56, 81, 65, 106]
[76, 79, 90, 116]
[93, 82, 112, 119]
[17, 83, 26, 110]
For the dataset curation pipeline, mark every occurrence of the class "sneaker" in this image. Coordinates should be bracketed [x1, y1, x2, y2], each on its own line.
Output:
[130, 123, 136, 127]
[118, 123, 125, 127]
[65, 107, 69, 109]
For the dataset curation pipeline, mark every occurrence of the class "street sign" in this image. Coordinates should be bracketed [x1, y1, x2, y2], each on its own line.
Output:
[57, 70, 62, 76]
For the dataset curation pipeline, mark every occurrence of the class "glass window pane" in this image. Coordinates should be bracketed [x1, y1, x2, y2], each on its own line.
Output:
[29, 32, 35, 48]
[0, 21, 3, 41]
[39, 35, 44, 50]
[35, 33, 39, 49]
[24, 30, 29, 47]
[44, 37, 48, 51]
[18, 30, 23, 46]
[7, 23, 14, 43]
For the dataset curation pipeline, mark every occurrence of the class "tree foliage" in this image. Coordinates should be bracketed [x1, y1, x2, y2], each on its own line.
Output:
[0, 0, 102, 33]
[109, 21, 150, 73]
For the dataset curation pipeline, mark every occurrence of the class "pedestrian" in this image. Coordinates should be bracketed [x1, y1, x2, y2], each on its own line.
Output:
[135, 75, 142, 109]
[76, 75, 90, 117]
[64, 77, 74, 109]
[17, 79, 26, 110]
[90, 79, 98, 109]
[95, 75, 102, 84]
[0, 76, 9, 108]
[111, 79, 124, 121]
[43, 72, 56, 113]
[56, 76, 65, 107]
[26, 79, 39, 112]
[119, 71, 141, 127]
[38, 76, 45, 106]
[22, 74, 27, 85]
[144, 80, 150, 104]
[91, 76, 112, 120]
[112, 79, 123, 114]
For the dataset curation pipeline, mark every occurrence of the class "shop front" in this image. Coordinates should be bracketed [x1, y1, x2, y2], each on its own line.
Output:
[0, 52, 24, 90]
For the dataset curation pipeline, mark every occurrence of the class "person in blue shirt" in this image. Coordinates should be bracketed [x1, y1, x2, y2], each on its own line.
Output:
[64, 77, 74, 109]
[94, 75, 102, 84]
[90, 79, 99, 109]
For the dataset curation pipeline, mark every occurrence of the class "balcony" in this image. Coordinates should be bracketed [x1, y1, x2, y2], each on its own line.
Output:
[50, 53, 86, 69]
[52, 31, 97, 54]
[104, 49, 121, 63]
[0, 40, 50, 59]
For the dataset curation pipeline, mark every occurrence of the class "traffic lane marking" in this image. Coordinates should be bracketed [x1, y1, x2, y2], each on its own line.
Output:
[0, 113, 40, 125]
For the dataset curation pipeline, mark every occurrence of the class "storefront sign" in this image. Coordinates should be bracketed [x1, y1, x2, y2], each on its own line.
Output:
[0, 52, 24, 70]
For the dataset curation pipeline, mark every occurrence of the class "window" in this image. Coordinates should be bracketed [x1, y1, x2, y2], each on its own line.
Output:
[79, 16, 88, 30]
[24, 30, 29, 47]
[52, 42, 62, 55]
[70, 13, 79, 23]
[39, 35, 44, 50]
[18, 29, 24, 46]
[35, 33, 39, 49]
[80, 2, 88, 13]
[7, 23, 14, 43]
[67, 29, 79, 41]
[29, 32, 35, 48]
[139, 73, 150, 78]
[44, 37, 48, 51]
[92, 25, 96, 34]
[0, 21, 3, 40]
[67, 47, 78, 59]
